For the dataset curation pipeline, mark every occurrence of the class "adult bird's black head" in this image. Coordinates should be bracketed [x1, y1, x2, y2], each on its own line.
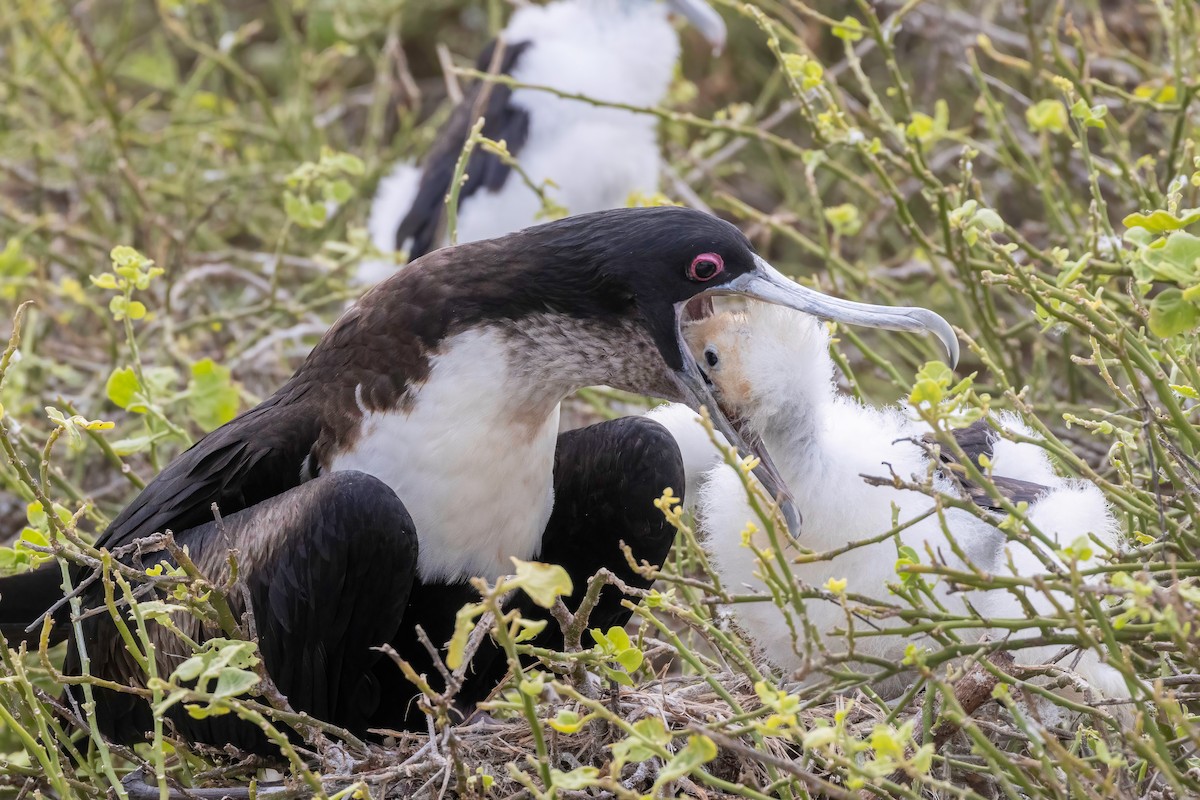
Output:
[351, 205, 957, 541]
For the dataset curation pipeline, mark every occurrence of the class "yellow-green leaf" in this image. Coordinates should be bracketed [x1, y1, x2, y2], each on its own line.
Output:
[510, 558, 572, 608]
[1123, 209, 1200, 234]
[1025, 99, 1068, 134]
[446, 602, 483, 670]
[1149, 288, 1200, 338]
[831, 16, 864, 41]
[187, 358, 240, 430]
[106, 367, 143, 411]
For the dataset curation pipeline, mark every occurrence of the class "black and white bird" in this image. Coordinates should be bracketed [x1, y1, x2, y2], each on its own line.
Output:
[0, 207, 958, 751]
[650, 302, 1127, 701]
[358, 0, 727, 284]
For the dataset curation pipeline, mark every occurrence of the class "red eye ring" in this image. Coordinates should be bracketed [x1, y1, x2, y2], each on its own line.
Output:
[688, 252, 724, 282]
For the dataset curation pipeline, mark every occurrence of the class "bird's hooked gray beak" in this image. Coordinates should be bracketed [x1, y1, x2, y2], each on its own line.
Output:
[731, 256, 960, 365]
[665, 0, 727, 53]
[674, 255, 960, 540]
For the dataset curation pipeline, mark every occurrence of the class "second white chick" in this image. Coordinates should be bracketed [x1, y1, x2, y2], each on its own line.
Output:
[648, 302, 1128, 702]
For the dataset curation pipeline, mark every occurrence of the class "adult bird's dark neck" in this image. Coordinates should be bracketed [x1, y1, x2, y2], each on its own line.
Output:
[303, 234, 656, 406]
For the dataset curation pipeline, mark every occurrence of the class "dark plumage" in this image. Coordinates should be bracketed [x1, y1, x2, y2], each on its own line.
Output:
[923, 420, 1055, 511]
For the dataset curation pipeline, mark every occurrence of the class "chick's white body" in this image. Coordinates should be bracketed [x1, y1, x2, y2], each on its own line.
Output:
[362, 0, 679, 284]
[649, 303, 1126, 700]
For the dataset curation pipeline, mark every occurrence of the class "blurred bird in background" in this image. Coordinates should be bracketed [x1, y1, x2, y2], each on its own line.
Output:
[358, 0, 727, 285]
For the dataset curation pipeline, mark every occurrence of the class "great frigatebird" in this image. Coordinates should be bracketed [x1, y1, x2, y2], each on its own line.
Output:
[359, 0, 727, 284]
[650, 301, 1126, 700]
[0, 207, 957, 751]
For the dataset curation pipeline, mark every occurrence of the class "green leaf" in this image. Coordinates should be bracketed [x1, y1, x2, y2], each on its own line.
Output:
[1122, 209, 1200, 234]
[283, 191, 309, 226]
[611, 717, 671, 768]
[605, 668, 633, 686]
[550, 767, 599, 791]
[185, 703, 231, 719]
[137, 600, 187, 622]
[90, 273, 120, 290]
[26, 501, 46, 529]
[823, 203, 861, 236]
[173, 655, 207, 683]
[1170, 384, 1199, 400]
[327, 151, 366, 176]
[548, 709, 588, 734]
[1025, 99, 1069, 134]
[187, 358, 240, 430]
[213, 667, 259, 699]
[518, 673, 545, 697]
[446, 602, 483, 670]
[604, 626, 631, 652]
[616, 647, 643, 672]
[1142, 232, 1200, 284]
[106, 367, 143, 411]
[1070, 99, 1107, 128]
[1149, 288, 1200, 338]
[831, 16, 864, 41]
[973, 208, 1005, 232]
[511, 558, 572, 608]
[513, 617, 547, 643]
[652, 734, 718, 791]
[110, 245, 151, 272]
[19, 526, 48, 549]
[326, 179, 355, 205]
[110, 431, 170, 456]
[781, 54, 823, 91]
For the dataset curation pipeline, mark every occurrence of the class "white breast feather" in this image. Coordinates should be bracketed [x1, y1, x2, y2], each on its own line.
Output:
[326, 329, 559, 582]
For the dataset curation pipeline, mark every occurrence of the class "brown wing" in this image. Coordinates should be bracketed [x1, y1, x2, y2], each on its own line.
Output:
[922, 420, 1052, 512]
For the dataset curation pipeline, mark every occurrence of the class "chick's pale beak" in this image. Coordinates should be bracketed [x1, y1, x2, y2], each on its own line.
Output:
[725, 256, 961, 367]
[665, 0, 727, 53]
[675, 362, 803, 538]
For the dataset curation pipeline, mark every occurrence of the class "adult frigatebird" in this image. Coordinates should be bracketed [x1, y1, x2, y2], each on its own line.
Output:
[650, 302, 1126, 700]
[359, 0, 727, 284]
[1, 207, 956, 751]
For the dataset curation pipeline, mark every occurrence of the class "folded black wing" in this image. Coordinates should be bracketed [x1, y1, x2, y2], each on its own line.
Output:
[96, 394, 321, 554]
[395, 39, 534, 259]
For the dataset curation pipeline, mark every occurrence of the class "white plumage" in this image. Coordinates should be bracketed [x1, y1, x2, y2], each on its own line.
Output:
[648, 302, 1129, 702]
[360, 0, 724, 285]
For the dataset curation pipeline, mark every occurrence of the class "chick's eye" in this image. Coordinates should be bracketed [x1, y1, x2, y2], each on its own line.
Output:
[688, 252, 724, 282]
[704, 347, 720, 368]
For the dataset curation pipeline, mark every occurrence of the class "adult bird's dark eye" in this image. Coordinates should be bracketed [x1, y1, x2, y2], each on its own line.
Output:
[688, 252, 724, 282]
[705, 348, 719, 367]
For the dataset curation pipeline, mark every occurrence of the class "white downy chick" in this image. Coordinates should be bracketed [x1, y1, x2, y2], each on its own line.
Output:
[359, 0, 726, 285]
[660, 302, 1128, 704]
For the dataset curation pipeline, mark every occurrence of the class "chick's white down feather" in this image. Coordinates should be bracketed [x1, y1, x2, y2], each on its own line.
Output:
[649, 302, 1128, 701]
[360, 0, 680, 284]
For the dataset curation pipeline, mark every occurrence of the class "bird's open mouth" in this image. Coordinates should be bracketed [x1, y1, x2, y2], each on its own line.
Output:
[673, 256, 959, 539]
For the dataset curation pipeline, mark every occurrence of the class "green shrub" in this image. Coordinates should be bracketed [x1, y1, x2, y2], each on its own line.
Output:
[1, 1, 1198, 797]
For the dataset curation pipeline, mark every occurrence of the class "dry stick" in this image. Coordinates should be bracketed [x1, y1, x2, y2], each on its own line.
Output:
[696, 727, 853, 800]
[858, 650, 1017, 800]
[119, 767, 302, 800]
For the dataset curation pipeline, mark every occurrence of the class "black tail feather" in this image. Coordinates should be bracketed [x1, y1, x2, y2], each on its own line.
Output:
[0, 566, 67, 644]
